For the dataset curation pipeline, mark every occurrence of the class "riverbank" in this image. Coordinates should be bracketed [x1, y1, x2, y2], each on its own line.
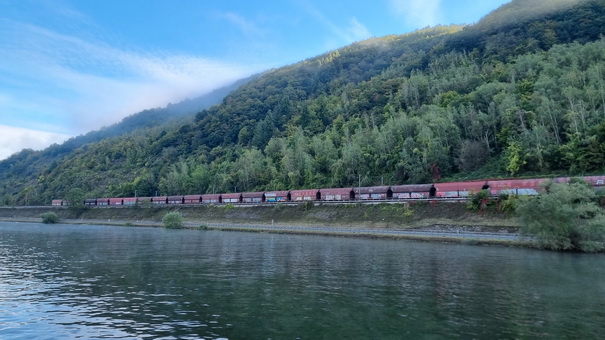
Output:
[0, 201, 519, 227]
[0, 201, 529, 246]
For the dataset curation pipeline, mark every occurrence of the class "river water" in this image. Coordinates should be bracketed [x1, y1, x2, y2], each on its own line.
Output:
[0, 222, 603, 339]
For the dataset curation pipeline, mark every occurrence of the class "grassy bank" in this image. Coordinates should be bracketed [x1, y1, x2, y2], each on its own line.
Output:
[0, 201, 519, 230]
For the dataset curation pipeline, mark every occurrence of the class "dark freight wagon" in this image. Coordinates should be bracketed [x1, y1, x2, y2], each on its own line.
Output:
[391, 184, 435, 199]
[167, 196, 184, 204]
[320, 188, 355, 201]
[354, 186, 392, 200]
[202, 194, 221, 204]
[184, 195, 202, 204]
[152, 196, 168, 204]
[242, 192, 265, 203]
[97, 198, 110, 205]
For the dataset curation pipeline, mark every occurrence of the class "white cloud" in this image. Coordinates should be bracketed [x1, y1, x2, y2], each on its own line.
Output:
[347, 18, 372, 42]
[0, 125, 72, 160]
[0, 18, 259, 136]
[219, 11, 265, 36]
[299, 2, 372, 49]
[389, 0, 443, 29]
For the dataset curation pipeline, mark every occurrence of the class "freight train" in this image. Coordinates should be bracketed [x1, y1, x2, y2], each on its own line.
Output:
[51, 175, 605, 207]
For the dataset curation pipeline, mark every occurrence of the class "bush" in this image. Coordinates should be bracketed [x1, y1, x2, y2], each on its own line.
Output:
[467, 189, 490, 211]
[497, 193, 518, 213]
[162, 211, 183, 229]
[41, 212, 59, 224]
[516, 180, 605, 252]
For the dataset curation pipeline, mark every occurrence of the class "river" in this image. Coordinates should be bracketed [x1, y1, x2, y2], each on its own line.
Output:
[0, 222, 603, 339]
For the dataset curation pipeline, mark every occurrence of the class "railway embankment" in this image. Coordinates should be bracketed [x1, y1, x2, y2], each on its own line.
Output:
[0, 201, 522, 243]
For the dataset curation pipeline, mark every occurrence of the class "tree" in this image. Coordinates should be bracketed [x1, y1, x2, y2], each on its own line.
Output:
[517, 180, 605, 252]
[41, 212, 59, 224]
[66, 188, 86, 208]
[235, 148, 267, 192]
[457, 140, 489, 172]
[162, 211, 183, 229]
[504, 140, 527, 176]
[159, 161, 193, 195]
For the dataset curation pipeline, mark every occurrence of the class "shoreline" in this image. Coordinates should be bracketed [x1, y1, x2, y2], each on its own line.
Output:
[0, 202, 531, 247]
[0, 214, 533, 249]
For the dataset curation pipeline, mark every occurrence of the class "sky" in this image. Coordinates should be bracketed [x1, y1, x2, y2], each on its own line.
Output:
[0, 0, 511, 160]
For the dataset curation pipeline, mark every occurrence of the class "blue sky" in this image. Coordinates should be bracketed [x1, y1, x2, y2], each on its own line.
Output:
[0, 0, 510, 160]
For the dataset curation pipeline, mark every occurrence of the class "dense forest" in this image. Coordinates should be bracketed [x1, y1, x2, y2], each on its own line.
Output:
[2, 0, 605, 205]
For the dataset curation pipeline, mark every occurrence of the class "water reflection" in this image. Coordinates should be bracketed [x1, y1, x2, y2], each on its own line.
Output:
[0, 222, 604, 339]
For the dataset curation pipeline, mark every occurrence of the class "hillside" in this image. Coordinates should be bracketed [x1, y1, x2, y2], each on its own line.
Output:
[2, 0, 605, 205]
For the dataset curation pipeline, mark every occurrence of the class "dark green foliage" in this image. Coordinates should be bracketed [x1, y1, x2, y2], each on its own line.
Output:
[517, 180, 605, 252]
[497, 193, 518, 213]
[41, 212, 59, 224]
[66, 188, 85, 208]
[1, 0, 605, 205]
[162, 211, 183, 229]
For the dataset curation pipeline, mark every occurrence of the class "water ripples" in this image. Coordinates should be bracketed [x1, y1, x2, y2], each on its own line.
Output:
[1, 222, 605, 339]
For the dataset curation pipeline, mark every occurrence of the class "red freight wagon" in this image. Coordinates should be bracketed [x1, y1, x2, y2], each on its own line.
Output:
[583, 176, 605, 186]
[265, 191, 290, 202]
[354, 186, 391, 200]
[152, 196, 168, 204]
[551, 177, 571, 184]
[52, 199, 66, 206]
[488, 178, 547, 196]
[222, 193, 242, 204]
[184, 195, 202, 204]
[242, 192, 265, 203]
[123, 197, 137, 205]
[391, 184, 435, 199]
[109, 198, 123, 205]
[320, 188, 355, 201]
[434, 181, 487, 198]
[202, 194, 221, 204]
[290, 189, 320, 201]
[97, 198, 110, 206]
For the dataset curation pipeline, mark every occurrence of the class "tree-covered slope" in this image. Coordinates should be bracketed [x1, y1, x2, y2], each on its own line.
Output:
[2, 0, 605, 205]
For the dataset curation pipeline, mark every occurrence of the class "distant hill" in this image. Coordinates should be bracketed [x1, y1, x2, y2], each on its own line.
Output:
[2, 0, 605, 205]
[0, 78, 250, 204]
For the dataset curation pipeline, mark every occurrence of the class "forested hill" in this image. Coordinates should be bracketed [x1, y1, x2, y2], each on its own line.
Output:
[2, 0, 605, 205]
